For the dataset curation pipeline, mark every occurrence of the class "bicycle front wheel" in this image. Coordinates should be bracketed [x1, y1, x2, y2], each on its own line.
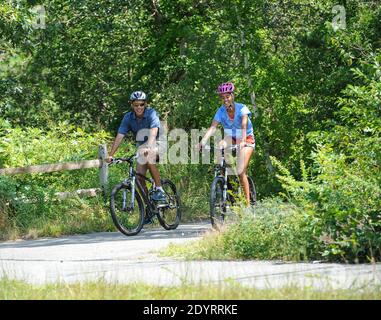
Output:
[110, 183, 144, 236]
[156, 179, 181, 230]
[210, 176, 225, 230]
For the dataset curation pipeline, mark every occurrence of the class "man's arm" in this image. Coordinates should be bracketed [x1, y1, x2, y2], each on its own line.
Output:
[107, 133, 125, 162]
[147, 127, 159, 147]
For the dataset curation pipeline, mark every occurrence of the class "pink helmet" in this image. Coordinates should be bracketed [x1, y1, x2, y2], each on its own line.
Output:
[217, 82, 235, 94]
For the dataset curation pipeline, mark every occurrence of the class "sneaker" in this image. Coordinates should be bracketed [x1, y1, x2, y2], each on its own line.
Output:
[150, 189, 167, 202]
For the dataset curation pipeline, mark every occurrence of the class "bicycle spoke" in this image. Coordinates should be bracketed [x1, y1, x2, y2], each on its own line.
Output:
[210, 177, 226, 230]
[110, 184, 144, 236]
[156, 179, 181, 230]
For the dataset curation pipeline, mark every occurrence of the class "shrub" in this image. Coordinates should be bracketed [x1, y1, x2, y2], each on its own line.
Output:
[273, 149, 381, 263]
[221, 199, 315, 261]
[0, 123, 114, 239]
[164, 198, 317, 261]
[272, 55, 381, 263]
[0, 122, 111, 191]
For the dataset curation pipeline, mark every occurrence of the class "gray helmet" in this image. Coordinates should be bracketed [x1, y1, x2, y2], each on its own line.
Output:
[130, 91, 147, 101]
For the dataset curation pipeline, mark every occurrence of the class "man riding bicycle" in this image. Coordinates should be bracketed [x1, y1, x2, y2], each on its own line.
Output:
[107, 91, 166, 207]
[196, 82, 255, 206]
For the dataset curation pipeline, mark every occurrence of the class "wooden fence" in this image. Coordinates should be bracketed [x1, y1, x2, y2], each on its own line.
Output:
[0, 145, 109, 199]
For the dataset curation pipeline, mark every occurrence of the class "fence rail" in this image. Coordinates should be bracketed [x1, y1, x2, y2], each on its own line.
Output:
[0, 145, 109, 199]
[0, 159, 101, 175]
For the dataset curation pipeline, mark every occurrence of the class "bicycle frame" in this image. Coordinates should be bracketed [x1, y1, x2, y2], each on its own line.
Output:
[206, 144, 256, 229]
[123, 164, 158, 214]
[213, 146, 239, 204]
[113, 152, 175, 216]
[109, 153, 181, 235]
[214, 150, 227, 204]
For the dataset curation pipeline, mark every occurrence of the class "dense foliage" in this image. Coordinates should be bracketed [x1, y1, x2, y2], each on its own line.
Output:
[1, 0, 380, 261]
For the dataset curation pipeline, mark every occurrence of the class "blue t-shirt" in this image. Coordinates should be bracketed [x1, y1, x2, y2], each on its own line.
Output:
[213, 102, 254, 138]
[118, 107, 161, 145]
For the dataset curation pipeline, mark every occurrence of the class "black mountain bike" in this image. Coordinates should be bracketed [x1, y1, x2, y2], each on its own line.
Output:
[206, 145, 256, 230]
[109, 154, 181, 236]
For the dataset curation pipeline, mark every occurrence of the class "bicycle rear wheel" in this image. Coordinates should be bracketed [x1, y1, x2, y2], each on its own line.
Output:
[110, 183, 144, 236]
[210, 176, 226, 230]
[156, 179, 181, 230]
[247, 176, 257, 206]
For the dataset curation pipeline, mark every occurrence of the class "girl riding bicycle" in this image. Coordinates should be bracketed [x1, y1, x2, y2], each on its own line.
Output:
[196, 82, 255, 206]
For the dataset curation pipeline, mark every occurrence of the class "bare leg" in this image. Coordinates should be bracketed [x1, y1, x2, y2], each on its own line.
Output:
[138, 147, 162, 188]
[147, 163, 161, 187]
[136, 163, 148, 195]
[237, 146, 254, 206]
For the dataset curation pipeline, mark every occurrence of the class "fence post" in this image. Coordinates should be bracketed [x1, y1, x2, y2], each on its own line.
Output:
[98, 144, 109, 199]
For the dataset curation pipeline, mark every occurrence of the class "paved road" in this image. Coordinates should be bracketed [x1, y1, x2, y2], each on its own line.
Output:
[1, 222, 380, 290]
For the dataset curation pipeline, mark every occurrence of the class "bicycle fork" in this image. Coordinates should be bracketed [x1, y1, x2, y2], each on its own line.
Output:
[122, 176, 136, 212]
[221, 158, 229, 206]
[223, 172, 228, 203]
[129, 176, 136, 209]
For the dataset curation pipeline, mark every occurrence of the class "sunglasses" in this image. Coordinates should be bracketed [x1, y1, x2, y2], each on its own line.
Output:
[133, 103, 145, 108]
[220, 93, 233, 99]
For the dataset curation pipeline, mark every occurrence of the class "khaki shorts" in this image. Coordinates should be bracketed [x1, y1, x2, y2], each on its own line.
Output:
[136, 140, 166, 165]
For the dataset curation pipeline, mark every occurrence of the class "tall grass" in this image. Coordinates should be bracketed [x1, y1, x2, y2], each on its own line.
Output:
[163, 198, 316, 261]
[0, 193, 115, 240]
[1, 277, 380, 300]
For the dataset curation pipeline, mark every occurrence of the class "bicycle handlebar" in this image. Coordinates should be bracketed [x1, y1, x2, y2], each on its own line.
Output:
[200, 144, 245, 151]
[108, 153, 138, 166]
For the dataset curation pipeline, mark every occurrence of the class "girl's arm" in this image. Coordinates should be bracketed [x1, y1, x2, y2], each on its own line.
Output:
[240, 115, 248, 146]
[201, 120, 219, 145]
[196, 120, 219, 149]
